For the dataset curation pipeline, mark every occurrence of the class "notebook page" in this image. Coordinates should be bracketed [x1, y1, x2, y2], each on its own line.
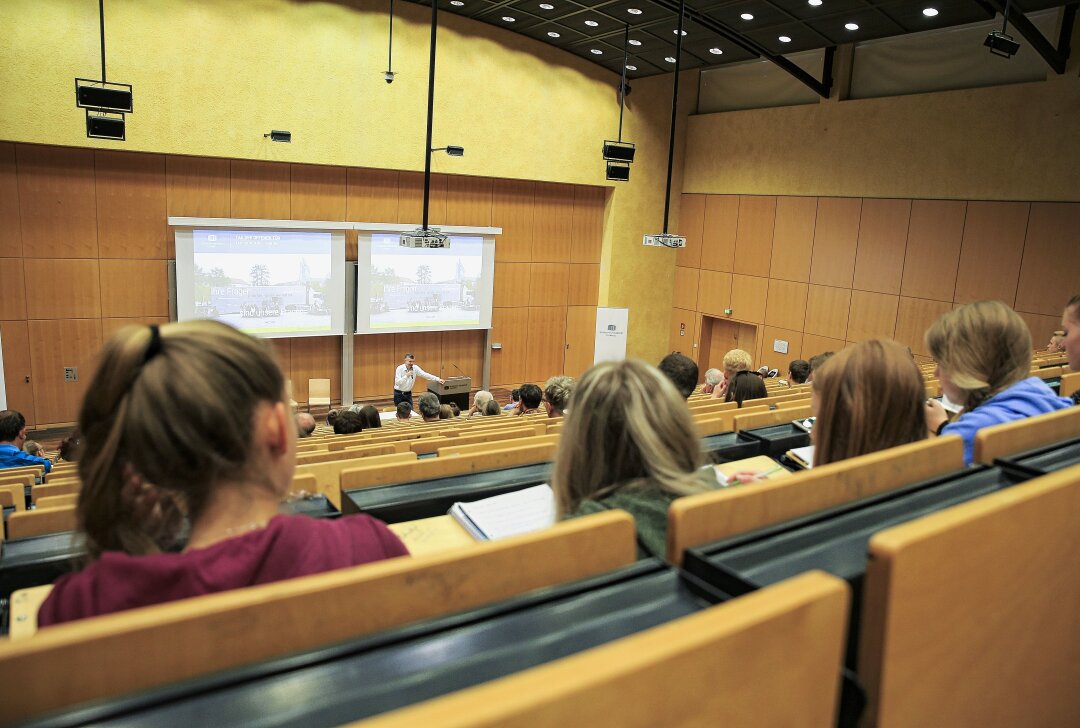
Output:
[448, 484, 556, 541]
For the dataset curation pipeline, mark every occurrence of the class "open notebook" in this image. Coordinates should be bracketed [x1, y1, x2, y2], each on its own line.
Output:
[448, 484, 556, 541]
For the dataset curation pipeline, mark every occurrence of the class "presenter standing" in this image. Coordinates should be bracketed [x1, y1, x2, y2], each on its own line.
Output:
[393, 353, 443, 410]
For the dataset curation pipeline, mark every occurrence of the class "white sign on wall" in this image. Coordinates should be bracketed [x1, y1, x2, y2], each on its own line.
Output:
[594, 308, 629, 364]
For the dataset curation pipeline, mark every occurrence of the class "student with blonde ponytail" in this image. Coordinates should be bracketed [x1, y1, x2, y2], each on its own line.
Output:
[39, 321, 408, 626]
[552, 359, 717, 559]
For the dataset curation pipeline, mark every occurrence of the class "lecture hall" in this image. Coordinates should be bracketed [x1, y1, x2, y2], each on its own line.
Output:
[0, 0, 1078, 726]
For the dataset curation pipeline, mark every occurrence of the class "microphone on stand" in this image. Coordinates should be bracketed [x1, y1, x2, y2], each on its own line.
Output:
[450, 362, 467, 378]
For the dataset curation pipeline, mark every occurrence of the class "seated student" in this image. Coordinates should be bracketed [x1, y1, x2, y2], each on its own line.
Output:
[503, 388, 521, 412]
[542, 375, 575, 418]
[552, 359, 718, 559]
[812, 339, 927, 466]
[787, 359, 810, 386]
[333, 410, 364, 434]
[438, 404, 452, 420]
[515, 383, 543, 415]
[1047, 331, 1066, 353]
[724, 370, 767, 407]
[657, 353, 698, 400]
[418, 393, 441, 422]
[326, 408, 340, 428]
[1059, 295, 1080, 404]
[22, 439, 44, 457]
[0, 410, 52, 473]
[38, 321, 407, 627]
[56, 430, 82, 463]
[395, 401, 414, 421]
[483, 399, 502, 416]
[702, 368, 723, 395]
[711, 349, 752, 399]
[468, 390, 493, 417]
[923, 301, 1073, 465]
[295, 413, 317, 438]
[357, 404, 381, 429]
[449, 402, 461, 418]
[806, 352, 834, 383]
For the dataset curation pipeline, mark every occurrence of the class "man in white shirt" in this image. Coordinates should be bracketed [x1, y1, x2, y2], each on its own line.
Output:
[393, 353, 443, 410]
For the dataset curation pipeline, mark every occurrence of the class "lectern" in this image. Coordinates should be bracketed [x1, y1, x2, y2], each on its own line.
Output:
[427, 376, 471, 410]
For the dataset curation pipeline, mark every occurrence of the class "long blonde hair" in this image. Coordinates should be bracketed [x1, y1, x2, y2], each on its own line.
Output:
[551, 359, 707, 516]
[925, 301, 1031, 410]
[77, 321, 286, 559]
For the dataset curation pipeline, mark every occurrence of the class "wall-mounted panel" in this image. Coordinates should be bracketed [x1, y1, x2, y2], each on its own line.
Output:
[529, 263, 571, 306]
[445, 176, 494, 227]
[17, 145, 98, 259]
[291, 336, 342, 405]
[0, 321, 34, 427]
[165, 155, 230, 218]
[564, 306, 597, 378]
[809, 197, 861, 289]
[24, 259, 101, 320]
[769, 196, 816, 283]
[525, 306, 567, 383]
[672, 266, 700, 312]
[491, 178, 534, 263]
[894, 296, 953, 357]
[900, 200, 966, 302]
[1015, 202, 1080, 316]
[846, 290, 899, 342]
[28, 318, 102, 425]
[493, 262, 532, 308]
[676, 194, 706, 269]
[700, 194, 739, 272]
[290, 164, 346, 221]
[354, 332, 397, 400]
[759, 326, 804, 366]
[346, 167, 398, 224]
[441, 329, 485, 382]
[697, 269, 733, 317]
[567, 263, 600, 306]
[230, 160, 290, 219]
[397, 172, 447, 226]
[953, 201, 1028, 306]
[95, 151, 167, 259]
[99, 260, 169, 318]
[533, 182, 574, 263]
[571, 185, 604, 264]
[764, 278, 808, 331]
[852, 198, 910, 295]
[0, 143, 22, 257]
[804, 284, 851, 340]
[729, 275, 769, 324]
[0, 258, 27, 320]
[490, 307, 529, 386]
[733, 195, 776, 278]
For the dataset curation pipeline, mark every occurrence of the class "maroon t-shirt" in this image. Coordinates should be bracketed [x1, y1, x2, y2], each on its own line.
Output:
[38, 514, 409, 627]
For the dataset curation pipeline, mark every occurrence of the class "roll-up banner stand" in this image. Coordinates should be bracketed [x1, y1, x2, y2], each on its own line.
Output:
[594, 307, 629, 364]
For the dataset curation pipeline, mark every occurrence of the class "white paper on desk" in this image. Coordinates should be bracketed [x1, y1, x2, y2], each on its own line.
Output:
[448, 484, 556, 541]
[787, 445, 815, 469]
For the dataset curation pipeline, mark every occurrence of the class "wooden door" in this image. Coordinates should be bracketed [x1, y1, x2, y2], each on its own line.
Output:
[564, 306, 596, 378]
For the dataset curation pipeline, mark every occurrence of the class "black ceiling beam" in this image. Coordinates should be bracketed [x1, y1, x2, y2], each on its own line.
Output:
[646, 0, 834, 96]
[975, 0, 1076, 73]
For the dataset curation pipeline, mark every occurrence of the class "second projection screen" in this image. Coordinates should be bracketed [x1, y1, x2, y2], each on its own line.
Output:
[357, 233, 494, 334]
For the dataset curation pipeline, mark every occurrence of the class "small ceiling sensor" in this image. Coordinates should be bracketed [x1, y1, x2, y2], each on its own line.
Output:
[708, 47, 723, 54]
[778, 35, 792, 42]
[626, 64, 637, 70]
[585, 19, 599, 26]
[923, 7, 939, 16]
[539, 3, 554, 8]
[627, 7, 643, 14]
[664, 56, 677, 63]
[844, 22, 859, 30]
[502, 15, 515, 21]
[590, 48, 603, 54]
[628, 39, 642, 45]
[547, 30, 561, 37]
[740, 13, 754, 20]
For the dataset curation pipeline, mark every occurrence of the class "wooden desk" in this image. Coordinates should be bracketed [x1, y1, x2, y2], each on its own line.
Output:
[389, 515, 477, 555]
[7, 584, 53, 640]
[714, 456, 791, 485]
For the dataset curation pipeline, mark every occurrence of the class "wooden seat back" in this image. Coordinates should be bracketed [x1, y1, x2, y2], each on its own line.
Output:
[1059, 371, 1080, 398]
[857, 464, 1080, 728]
[0, 465, 44, 483]
[0, 511, 637, 723]
[0, 472, 36, 489]
[31, 481, 81, 504]
[0, 483, 25, 512]
[340, 443, 554, 492]
[667, 437, 965, 565]
[409, 427, 542, 455]
[35, 493, 80, 510]
[973, 406, 1080, 464]
[6, 506, 78, 540]
[294, 452, 418, 508]
[355, 572, 850, 728]
[295, 443, 402, 466]
[695, 405, 771, 436]
[732, 404, 813, 432]
[438, 434, 560, 458]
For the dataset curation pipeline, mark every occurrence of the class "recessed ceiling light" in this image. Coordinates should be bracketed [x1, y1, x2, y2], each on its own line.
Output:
[808, 0, 822, 6]
[584, 19, 599, 26]
[673, 29, 687, 36]
[922, 7, 939, 16]
[628, 39, 642, 46]
[539, 3, 554, 9]
[627, 7, 643, 14]
[547, 31, 561, 37]
[590, 48, 603, 54]
[502, 16, 515, 22]
[740, 13, 754, 20]
[708, 47, 723, 54]
[450, 0, 464, 5]
[664, 56, 677, 63]
[626, 64, 637, 70]
[844, 22, 859, 30]
[778, 35, 792, 42]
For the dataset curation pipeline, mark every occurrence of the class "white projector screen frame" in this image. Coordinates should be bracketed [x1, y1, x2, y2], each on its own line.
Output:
[173, 220, 348, 339]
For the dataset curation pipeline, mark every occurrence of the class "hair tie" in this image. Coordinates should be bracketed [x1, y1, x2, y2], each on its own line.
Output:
[144, 325, 163, 363]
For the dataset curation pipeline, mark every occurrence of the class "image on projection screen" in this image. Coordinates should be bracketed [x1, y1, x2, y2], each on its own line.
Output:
[191, 230, 335, 336]
[368, 234, 484, 329]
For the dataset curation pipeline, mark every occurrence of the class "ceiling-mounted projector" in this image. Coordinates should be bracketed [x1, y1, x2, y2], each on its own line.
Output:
[643, 233, 686, 248]
[400, 227, 450, 248]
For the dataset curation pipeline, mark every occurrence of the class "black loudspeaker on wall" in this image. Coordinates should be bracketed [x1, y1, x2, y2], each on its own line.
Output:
[86, 114, 126, 141]
[606, 162, 631, 181]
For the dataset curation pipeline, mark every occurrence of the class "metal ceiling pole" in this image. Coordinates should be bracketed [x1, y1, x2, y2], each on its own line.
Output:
[661, 0, 686, 235]
[422, 0, 439, 231]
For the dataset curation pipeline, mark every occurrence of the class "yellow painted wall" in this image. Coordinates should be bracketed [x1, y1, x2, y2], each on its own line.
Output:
[0, 0, 686, 360]
[683, 77, 1080, 201]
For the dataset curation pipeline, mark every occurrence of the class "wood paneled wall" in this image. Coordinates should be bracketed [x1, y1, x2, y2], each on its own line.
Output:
[0, 142, 604, 427]
[672, 194, 1080, 371]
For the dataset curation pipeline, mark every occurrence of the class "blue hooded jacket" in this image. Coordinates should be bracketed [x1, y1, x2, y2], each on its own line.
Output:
[942, 377, 1074, 465]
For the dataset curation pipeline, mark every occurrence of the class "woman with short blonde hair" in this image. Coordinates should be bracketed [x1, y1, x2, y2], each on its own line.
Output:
[711, 349, 753, 399]
[552, 359, 716, 558]
[924, 300, 1072, 464]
